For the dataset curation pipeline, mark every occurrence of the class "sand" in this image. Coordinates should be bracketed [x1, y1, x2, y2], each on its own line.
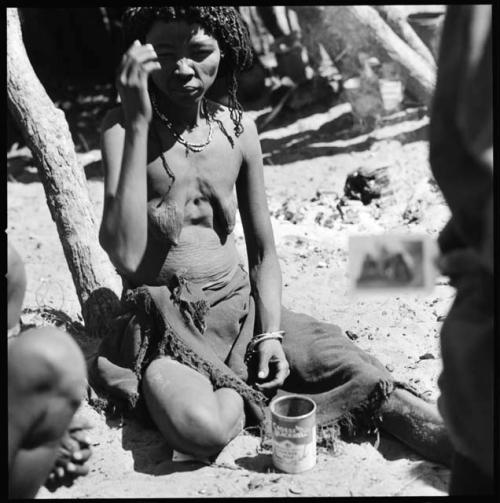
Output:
[7, 103, 453, 497]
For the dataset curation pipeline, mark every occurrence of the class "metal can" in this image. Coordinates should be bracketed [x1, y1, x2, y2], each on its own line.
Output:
[270, 395, 317, 473]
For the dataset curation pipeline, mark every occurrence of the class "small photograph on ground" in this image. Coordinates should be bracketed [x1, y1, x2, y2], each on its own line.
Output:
[349, 234, 435, 293]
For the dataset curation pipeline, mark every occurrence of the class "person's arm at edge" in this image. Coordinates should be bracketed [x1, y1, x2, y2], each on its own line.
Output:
[236, 114, 289, 388]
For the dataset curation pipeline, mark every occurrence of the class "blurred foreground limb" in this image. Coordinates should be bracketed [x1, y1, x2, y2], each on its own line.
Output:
[7, 8, 121, 337]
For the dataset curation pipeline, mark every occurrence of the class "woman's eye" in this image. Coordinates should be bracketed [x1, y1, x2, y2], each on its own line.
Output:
[192, 50, 212, 59]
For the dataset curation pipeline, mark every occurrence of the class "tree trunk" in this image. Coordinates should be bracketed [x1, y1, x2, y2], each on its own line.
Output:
[296, 5, 436, 106]
[7, 8, 121, 337]
[374, 5, 436, 68]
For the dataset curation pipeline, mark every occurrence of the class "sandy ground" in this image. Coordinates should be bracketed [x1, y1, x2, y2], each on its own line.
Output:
[7, 103, 455, 497]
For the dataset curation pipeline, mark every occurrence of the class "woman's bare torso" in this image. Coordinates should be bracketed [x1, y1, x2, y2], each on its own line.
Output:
[124, 104, 243, 289]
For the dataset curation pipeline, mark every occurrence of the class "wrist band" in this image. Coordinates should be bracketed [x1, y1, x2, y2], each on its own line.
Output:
[244, 330, 285, 364]
[253, 330, 285, 342]
[252, 333, 283, 345]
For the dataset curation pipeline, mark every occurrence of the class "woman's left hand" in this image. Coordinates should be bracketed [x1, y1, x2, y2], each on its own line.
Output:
[255, 339, 290, 391]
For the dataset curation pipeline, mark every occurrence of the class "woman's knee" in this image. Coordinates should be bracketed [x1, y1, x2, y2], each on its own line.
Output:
[147, 397, 233, 457]
[142, 361, 238, 456]
[179, 405, 232, 454]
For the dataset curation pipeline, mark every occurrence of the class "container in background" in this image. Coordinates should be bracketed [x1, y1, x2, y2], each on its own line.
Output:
[379, 78, 403, 113]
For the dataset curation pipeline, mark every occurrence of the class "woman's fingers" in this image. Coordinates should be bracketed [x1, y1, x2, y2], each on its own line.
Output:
[142, 61, 162, 73]
[121, 59, 161, 89]
[124, 40, 155, 59]
[256, 360, 290, 390]
[122, 43, 158, 69]
[118, 42, 159, 87]
[255, 340, 290, 390]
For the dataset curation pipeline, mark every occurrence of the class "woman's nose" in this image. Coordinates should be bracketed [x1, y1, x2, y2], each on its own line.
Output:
[174, 58, 195, 76]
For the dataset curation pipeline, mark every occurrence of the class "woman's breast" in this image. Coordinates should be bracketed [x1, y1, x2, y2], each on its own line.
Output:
[145, 176, 240, 287]
[147, 188, 237, 244]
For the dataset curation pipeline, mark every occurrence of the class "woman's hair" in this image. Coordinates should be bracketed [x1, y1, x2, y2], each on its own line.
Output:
[121, 6, 254, 136]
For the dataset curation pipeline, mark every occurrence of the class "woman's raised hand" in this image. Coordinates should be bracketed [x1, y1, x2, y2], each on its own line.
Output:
[116, 40, 161, 127]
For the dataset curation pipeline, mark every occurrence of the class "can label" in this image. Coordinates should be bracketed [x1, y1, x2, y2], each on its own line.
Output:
[273, 423, 313, 444]
[270, 395, 317, 473]
[272, 425, 316, 473]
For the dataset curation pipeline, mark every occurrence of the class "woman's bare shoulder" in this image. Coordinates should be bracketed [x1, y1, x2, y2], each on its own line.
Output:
[206, 101, 259, 162]
[237, 111, 259, 156]
[239, 111, 258, 136]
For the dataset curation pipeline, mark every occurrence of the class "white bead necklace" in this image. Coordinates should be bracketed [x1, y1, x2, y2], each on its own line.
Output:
[151, 94, 213, 154]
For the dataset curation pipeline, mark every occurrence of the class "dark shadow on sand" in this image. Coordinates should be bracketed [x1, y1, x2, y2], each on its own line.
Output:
[255, 92, 340, 133]
[261, 115, 429, 166]
[7, 156, 41, 183]
[7, 157, 104, 184]
[84, 161, 104, 180]
[120, 415, 210, 476]
[235, 452, 274, 473]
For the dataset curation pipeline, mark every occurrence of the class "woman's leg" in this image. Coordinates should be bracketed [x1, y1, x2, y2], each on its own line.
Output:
[142, 358, 245, 459]
[8, 327, 87, 498]
[379, 387, 453, 466]
[280, 307, 453, 466]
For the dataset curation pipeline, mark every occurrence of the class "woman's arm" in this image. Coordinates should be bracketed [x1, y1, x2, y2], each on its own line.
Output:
[99, 41, 161, 274]
[99, 109, 149, 274]
[236, 115, 289, 390]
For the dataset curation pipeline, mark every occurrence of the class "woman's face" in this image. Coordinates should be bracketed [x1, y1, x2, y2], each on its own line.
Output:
[146, 20, 221, 105]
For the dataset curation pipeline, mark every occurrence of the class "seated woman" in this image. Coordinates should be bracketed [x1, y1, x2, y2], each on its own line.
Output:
[92, 6, 452, 465]
[8, 242, 92, 498]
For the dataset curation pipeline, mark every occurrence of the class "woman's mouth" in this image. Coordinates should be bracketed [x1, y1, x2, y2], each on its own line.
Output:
[175, 86, 199, 95]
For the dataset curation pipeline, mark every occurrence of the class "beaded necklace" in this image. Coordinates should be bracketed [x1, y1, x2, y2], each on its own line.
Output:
[151, 93, 213, 155]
